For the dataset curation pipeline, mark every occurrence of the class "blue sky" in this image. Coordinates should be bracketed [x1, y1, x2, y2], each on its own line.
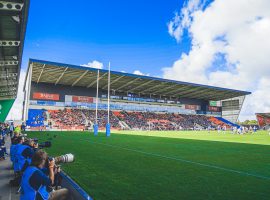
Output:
[13, 0, 270, 121]
[22, 0, 190, 76]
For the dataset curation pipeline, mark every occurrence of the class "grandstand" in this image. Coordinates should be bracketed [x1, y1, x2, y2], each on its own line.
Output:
[23, 59, 251, 131]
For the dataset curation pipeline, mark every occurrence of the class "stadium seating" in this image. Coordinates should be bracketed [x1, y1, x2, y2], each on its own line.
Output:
[26, 109, 47, 127]
[47, 109, 121, 130]
[116, 111, 216, 130]
[28, 108, 234, 131]
[215, 117, 240, 128]
[48, 109, 86, 130]
[82, 110, 121, 129]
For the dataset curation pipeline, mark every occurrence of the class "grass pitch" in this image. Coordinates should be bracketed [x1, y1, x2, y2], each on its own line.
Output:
[27, 130, 270, 200]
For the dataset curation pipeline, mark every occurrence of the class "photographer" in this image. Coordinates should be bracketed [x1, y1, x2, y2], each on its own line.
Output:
[10, 131, 20, 163]
[13, 136, 33, 173]
[0, 135, 7, 160]
[20, 150, 70, 200]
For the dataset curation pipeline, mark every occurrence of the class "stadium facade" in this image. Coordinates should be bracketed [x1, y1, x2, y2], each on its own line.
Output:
[0, 0, 30, 121]
[23, 59, 251, 130]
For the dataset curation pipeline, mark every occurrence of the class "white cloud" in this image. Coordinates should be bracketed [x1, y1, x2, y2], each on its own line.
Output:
[6, 70, 26, 121]
[133, 70, 150, 76]
[133, 70, 144, 75]
[81, 60, 103, 69]
[167, 0, 206, 42]
[164, 0, 270, 121]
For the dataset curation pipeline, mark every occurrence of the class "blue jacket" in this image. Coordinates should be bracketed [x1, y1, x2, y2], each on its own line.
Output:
[20, 166, 50, 200]
[10, 144, 17, 162]
[14, 144, 31, 172]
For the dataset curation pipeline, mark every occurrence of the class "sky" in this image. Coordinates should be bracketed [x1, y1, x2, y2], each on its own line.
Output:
[7, 0, 270, 121]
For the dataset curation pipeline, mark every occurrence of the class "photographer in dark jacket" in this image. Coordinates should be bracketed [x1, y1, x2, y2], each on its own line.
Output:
[20, 150, 70, 200]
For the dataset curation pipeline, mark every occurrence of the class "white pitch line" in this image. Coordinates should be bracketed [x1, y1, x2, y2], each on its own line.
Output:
[79, 139, 270, 181]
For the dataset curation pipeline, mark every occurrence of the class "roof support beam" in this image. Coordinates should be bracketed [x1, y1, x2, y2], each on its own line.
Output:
[0, 81, 17, 87]
[0, 92, 16, 96]
[102, 75, 125, 89]
[192, 91, 227, 100]
[0, 87, 16, 92]
[175, 87, 203, 97]
[162, 85, 191, 96]
[0, 1, 24, 11]
[37, 64, 46, 83]
[181, 88, 213, 99]
[152, 84, 178, 94]
[115, 78, 140, 91]
[72, 71, 88, 86]
[129, 79, 155, 92]
[87, 72, 107, 88]
[55, 67, 68, 85]
[0, 60, 19, 66]
[179, 88, 214, 97]
[0, 40, 20, 46]
[140, 82, 167, 93]
[0, 73, 17, 78]
[209, 92, 239, 101]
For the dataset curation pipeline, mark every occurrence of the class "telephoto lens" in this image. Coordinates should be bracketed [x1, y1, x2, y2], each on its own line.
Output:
[54, 154, 75, 164]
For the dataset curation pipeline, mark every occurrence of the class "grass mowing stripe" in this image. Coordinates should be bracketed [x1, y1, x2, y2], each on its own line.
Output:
[70, 137, 270, 181]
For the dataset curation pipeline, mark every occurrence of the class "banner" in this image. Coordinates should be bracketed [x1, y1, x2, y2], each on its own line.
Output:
[72, 95, 93, 103]
[33, 92, 59, 101]
[208, 106, 221, 112]
[65, 95, 98, 103]
[209, 101, 217, 106]
[0, 99, 15, 122]
[185, 104, 201, 110]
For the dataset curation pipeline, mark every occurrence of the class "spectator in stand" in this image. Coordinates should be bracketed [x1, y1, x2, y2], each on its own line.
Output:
[45, 108, 227, 131]
[9, 122, 15, 137]
[0, 135, 7, 160]
[21, 122, 26, 132]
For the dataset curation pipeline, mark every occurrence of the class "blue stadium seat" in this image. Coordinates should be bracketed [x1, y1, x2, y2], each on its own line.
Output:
[26, 109, 47, 127]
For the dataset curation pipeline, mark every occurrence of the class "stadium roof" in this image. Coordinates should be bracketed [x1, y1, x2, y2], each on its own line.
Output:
[26, 59, 251, 101]
[0, 0, 29, 100]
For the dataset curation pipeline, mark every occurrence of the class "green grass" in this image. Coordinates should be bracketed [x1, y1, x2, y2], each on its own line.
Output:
[27, 130, 270, 200]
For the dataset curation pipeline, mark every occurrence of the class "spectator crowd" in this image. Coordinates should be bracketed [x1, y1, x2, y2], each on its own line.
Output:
[35, 108, 231, 131]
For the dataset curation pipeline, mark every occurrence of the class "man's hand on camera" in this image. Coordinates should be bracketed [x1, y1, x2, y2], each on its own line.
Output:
[33, 143, 38, 148]
[48, 159, 55, 170]
[57, 166, 61, 173]
[48, 159, 55, 185]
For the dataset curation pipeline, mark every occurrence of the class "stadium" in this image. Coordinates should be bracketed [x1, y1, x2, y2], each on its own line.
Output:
[23, 59, 250, 131]
[1, 1, 270, 200]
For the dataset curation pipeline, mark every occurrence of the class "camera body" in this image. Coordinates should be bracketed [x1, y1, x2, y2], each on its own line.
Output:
[39, 141, 52, 148]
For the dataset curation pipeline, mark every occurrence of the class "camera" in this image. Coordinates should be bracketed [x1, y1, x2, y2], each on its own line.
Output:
[49, 153, 75, 164]
[39, 141, 52, 148]
[23, 137, 51, 149]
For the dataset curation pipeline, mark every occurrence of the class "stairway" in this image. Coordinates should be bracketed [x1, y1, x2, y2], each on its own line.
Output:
[119, 120, 131, 130]
[215, 117, 240, 128]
